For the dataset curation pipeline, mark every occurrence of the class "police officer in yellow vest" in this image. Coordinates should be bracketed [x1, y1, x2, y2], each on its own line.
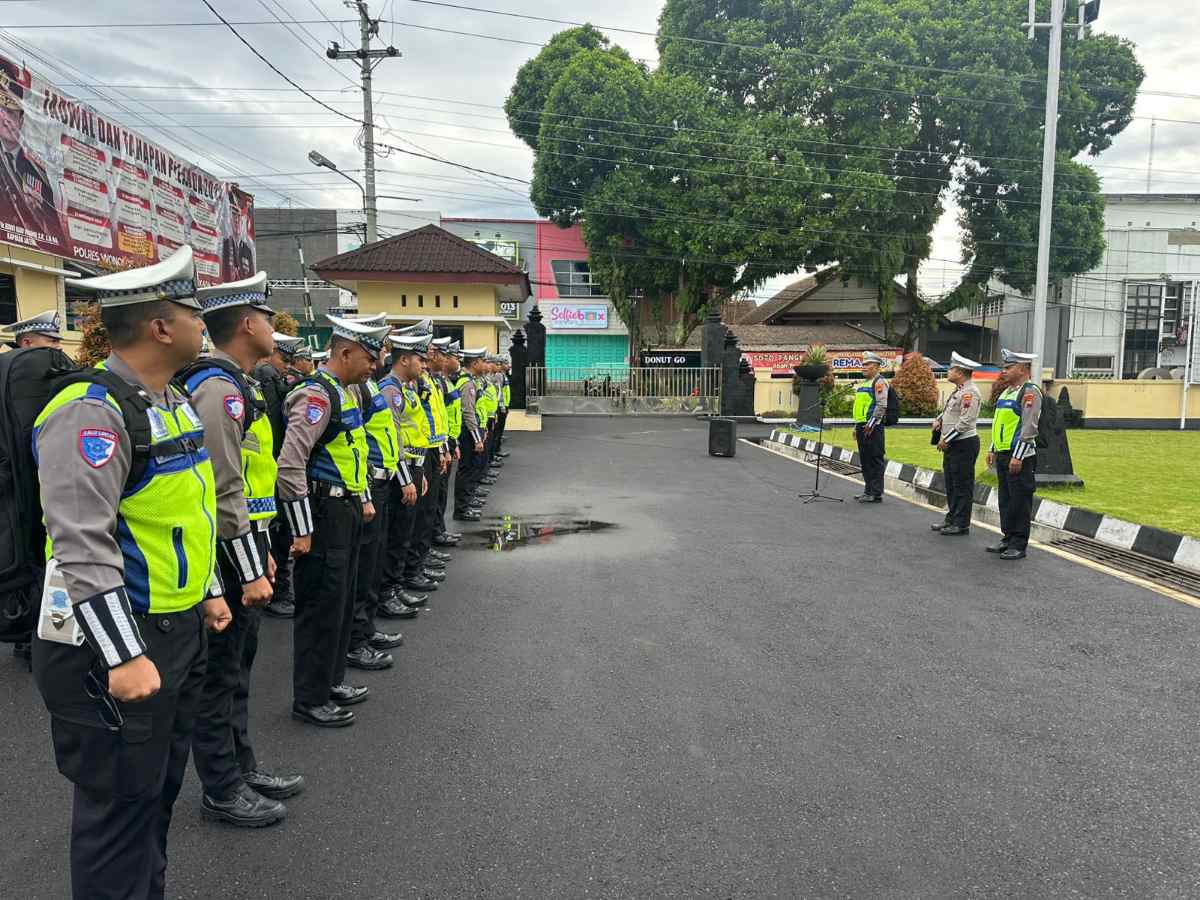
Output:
[2, 308, 63, 349]
[987, 348, 1043, 560]
[454, 349, 490, 522]
[32, 245, 230, 900]
[853, 351, 891, 503]
[434, 340, 465, 547]
[276, 315, 385, 727]
[378, 331, 431, 608]
[184, 272, 305, 827]
[342, 313, 406, 672]
[494, 357, 512, 459]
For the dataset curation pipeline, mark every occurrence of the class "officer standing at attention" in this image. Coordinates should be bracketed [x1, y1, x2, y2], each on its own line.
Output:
[378, 331, 429, 613]
[988, 348, 1042, 560]
[454, 349, 489, 523]
[931, 351, 983, 537]
[253, 333, 304, 620]
[2, 309, 64, 348]
[32, 246, 230, 899]
[852, 351, 891, 503]
[494, 357, 512, 460]
[276, 315, 385, 727]
[183, 273, 305, 827]
[340, 313, 404, 672]
[435, 341, 464, 547]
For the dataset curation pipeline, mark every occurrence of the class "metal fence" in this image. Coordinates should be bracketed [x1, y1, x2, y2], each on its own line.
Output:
[527, 366, 722, 415]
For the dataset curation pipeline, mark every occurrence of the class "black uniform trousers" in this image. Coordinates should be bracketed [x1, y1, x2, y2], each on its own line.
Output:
[268, 510, 294, 605]
[192, 530, 268, 798]
[996, 452, 1037, 551]
[455, 436, 482, 515]
[405, 454, 439, 579]
[854, 423, 886, 497]
[382, 464, 423, 592]
[494, 408, 508, 454]
[347, 476, 393, 657]
[435, 448, 454, 537]
[292, 492, 363, 706]
[33, 606, 207, 900]
[942, 436, 980, 529]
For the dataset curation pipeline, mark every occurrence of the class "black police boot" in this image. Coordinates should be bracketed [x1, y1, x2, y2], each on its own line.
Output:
[292, 701, 356, 727]
[433, 533, 460, 547]
[378, 596, 419, 619]
[473, 488, 491, 497]
[201, 784, 287, 827]
[369, 630, 404, 650]
[330, 684, 369, 706]
[243, 769, 306, 800]
[346, 646, 394, 670]
[403, 575, 438, 592]
[454, 510, 482, 522]
[422, 568, 447, 583]
[428, 549, 453, 562]
[999, 548, 1027, 560]
[496, 451, 510, 458]
[986, 542, 1010, 554]
[930, 522, 947, 532]
[940, 526, 970, 536]
[423, 557, 447, 571]
[396, 589, 428, 606]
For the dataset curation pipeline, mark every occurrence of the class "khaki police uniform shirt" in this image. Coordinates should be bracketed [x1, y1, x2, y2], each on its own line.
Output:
[460, 376, 483, 445]
[274, 372, 343, 538]
[937, 379, 982, 443]
[867, 375, 889, 428]
[1012, 382, 1042, 461]
[378, 375, 417, 487]
[36, 353, 220, 608]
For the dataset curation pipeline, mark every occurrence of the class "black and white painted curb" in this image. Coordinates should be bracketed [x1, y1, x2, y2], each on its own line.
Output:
[766, 428, 1200, 575]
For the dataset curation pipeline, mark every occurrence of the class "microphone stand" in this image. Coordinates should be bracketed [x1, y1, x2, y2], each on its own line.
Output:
[796, 386, 842, 504]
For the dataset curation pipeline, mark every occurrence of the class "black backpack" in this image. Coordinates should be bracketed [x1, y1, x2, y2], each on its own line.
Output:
[0, 352, 170, 644]
[883, 377, 901, 426]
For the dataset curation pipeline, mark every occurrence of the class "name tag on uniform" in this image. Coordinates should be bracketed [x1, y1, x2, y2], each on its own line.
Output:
[37, 559, 85, 647]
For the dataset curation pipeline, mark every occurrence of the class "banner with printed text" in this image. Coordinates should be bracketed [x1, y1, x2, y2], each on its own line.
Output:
[0, 54, 254, 285]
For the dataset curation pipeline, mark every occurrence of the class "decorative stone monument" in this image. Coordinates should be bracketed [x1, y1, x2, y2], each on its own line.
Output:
[1036, 392, 1084, 486]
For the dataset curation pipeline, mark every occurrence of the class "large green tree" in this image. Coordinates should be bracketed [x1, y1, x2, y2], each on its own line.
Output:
[507, 1, 1142, 347]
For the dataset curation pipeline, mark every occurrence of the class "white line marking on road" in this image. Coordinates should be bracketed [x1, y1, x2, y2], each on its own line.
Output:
[745, 439, 1200, 608]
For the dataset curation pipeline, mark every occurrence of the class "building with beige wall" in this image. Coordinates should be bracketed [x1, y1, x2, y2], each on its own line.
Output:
[311, 224, 531, 352]
[0, 245, 76, 353]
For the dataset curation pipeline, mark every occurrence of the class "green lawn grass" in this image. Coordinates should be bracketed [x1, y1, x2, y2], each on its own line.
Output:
[789, 427, 1200, 538]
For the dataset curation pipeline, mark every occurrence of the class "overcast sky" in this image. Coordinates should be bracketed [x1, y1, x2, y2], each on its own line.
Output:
[0, 0, 1195, 301]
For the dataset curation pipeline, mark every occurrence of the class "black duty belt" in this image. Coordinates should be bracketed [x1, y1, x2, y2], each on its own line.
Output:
[308, 480, 368, 502]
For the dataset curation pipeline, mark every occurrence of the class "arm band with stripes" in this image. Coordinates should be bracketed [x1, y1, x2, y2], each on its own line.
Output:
[75, 587, 147, 669]
[943, 429, 960, 443]
[397, 459, 413, 487]
[221, 532, 266, 585]
[284, 497, 314, 538]
[206, 567, 224, 600]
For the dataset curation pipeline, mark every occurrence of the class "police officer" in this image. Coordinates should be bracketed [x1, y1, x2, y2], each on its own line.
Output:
[182, 273, 305, 827]
[277, 315, 386, 726]
[253, 333, 303, 620]
[987, 348, 1042, 560]
[931, 351, 983, 537]
[454, 349, 489, 522]
[494, 358, 512, 459]
[378, 331, 430, 612]
[435, 341, 465, 547]
[853, 351, 891, 503]
[2, 309, 63, 348]
[32, 245, 229, 899]
[294, 344, 317, 377]
[341, 313, 405, 672]
[426, 336, 458, 547]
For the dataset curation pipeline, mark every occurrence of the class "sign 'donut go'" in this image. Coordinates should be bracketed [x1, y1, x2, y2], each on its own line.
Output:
[549, 303, 608, 329]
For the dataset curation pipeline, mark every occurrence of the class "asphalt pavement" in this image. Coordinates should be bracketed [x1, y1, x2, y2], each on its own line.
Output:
[3, 416, 1200, 898]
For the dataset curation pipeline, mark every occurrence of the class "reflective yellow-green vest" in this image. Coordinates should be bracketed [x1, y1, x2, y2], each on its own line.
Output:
[300, 370, 368, 493]
[181, 364, 278, 523]
[35, 375, 218, 615]
[447, 374, 466, 441]
[360, 378, 400, 472]
[425, 373, 448, 447]
[478, 379, 498, 427]
[853, 378, 878, 424]
[380, 373, 434, 455]
[991, 384, 1036, 453]
[502, 377, 511, 408]
[243, 382, 278, 521]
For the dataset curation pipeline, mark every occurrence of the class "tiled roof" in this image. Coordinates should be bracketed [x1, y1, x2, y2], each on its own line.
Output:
[312, 224, 526, 277]
[740, 272, 822, 325]
[682, 322, 887, 349]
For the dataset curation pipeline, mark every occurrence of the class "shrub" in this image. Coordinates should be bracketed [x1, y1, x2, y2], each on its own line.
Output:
[273, 310, 300, 336]
[75, 303, 109, 366]
[891, 352, 939, 416]
[824, 381, 856, 417]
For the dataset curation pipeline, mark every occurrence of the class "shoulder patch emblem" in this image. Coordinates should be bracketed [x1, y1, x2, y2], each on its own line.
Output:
[305, 396, 328, 425]
[223, 394, 245, 421]
[1022, 392, 1036, 408]
[392, 393, 405, 408]
[962, 394, 972, 408]
[78, 428, 119, 468]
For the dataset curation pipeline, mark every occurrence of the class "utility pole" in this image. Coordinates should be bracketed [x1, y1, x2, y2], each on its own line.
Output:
[1023, 0, 1099, 379]
[327, 1, 400, 245]
[295, 236, 314, 324]
[1146, 118, 1157, 192]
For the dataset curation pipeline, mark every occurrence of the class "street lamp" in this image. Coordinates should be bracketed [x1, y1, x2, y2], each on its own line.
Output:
[308, 151, 420, 243]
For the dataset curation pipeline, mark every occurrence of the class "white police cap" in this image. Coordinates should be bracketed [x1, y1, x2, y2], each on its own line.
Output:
[949, 351, 981, 371]
[196, 271, 273, 316]
[1000, 348, 1035, 365]
[461, 347, 488, 361]
[312, 349, 330, 362]
[327, 314, 390, 354]
[389, 332, 430, 357]
[67, 245, 199, 309]
[350, 313, 388, 326]
[393, 317, 433, 337]
[862, 351, 885, 365]
[2, 309, 61, 343]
